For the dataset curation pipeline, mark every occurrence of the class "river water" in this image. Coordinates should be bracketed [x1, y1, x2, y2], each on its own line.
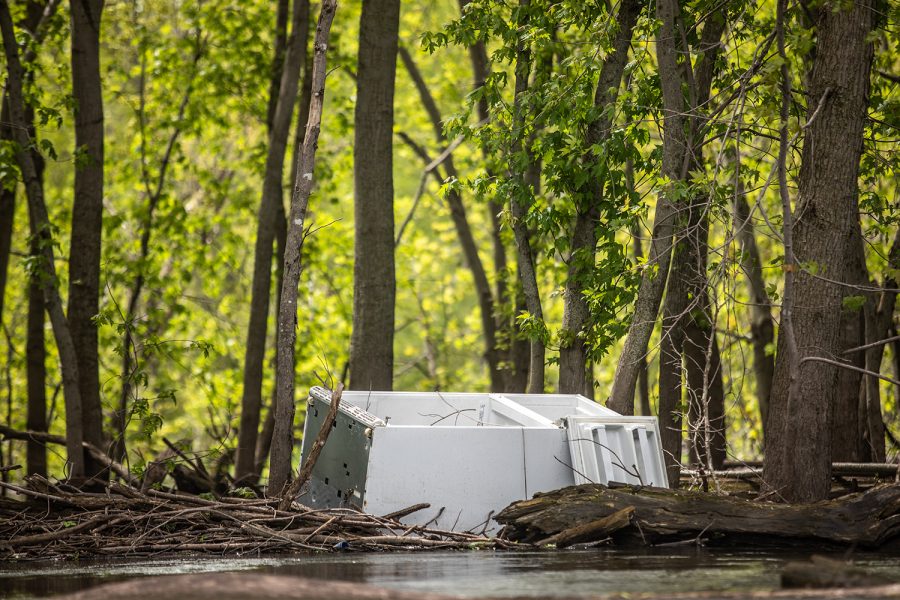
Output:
[2, 548, 900, 598]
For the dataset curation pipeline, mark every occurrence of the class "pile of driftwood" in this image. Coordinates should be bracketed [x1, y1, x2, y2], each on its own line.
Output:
[495, 483, 900, 548]
[0, 476, 514, 559]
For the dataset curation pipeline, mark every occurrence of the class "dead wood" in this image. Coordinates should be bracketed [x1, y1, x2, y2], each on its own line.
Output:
[0, 474, 517, 559]
[495, 483, 900, 548]
[279, 383, 342, 509]
[0, 424, 137, 486]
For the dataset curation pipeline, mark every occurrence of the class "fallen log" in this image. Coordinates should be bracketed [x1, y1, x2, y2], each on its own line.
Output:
[495, 483, 900, 548]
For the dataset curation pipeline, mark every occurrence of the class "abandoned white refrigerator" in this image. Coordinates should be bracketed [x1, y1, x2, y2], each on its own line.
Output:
[298, 386, 667, 534]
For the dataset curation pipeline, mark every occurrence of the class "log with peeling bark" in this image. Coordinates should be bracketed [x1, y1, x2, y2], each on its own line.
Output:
[495, 483, 900, 548]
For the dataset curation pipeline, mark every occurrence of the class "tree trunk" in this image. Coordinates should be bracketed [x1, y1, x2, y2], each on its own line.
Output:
[685, 325, 727, 470]
[832, 223, 867, 462]
[26, 246, 47, 478]
[763, 0, 874, 502]
[254, 55, 314, 481]
[607, 0, 686, 415]
[348, 0, 400, 392]
[733, 188, 774, 437]
[0, 2, 84, 478]
[860, 232, 899, 462]
[398, 47, 503, 391]
[458, 2, 528, 393]
[558, 0, 639, 395]
[507, 0, 545, 394]
[68, 0, 105, 480]
[0, 178, 12, 330]
[267, 0, 336, 494]
[236, 0, 310, 485]
[658, 240, 689, 487]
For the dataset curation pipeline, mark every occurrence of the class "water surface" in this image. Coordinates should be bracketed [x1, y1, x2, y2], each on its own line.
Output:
[2, 548, 900, 598]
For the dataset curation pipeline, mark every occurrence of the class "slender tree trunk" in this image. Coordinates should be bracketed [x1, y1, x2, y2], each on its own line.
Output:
[632, 225, 650, 417]
[685, 329, 726, 469]
[348, 0, 400, 392]
[26, 241, 47, 478]
[68, 0, 105, 480]
[607, 0, 686, 415]
[0, 175, 12, 329]
[459, 3, 527, 393]
[507, 0, 545, 394]
[558, 0, 639, 395]
[832, 223, 867, 462]
[9, 0, 54, 479]
[860, 232, 899, 462]
[398, 47, 503, 391]
[0, 1, 84, 478]
[763, 0, 874, 502]
[255, 53, 314, 480]
[734, 189, 774, 436]
[236, 0, 310, 484]
[268, 0, 336, 495]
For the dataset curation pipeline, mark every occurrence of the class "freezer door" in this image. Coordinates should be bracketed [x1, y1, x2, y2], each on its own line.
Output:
[565, 416, 668, 488]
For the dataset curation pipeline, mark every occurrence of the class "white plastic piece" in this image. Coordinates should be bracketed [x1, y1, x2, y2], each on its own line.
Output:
[565, 416, 668, 488]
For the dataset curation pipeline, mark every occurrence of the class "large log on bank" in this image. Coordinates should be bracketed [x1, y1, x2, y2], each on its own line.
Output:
[495, 483, 900, 548]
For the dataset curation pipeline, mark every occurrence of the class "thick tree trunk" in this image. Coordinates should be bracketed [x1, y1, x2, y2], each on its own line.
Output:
[558, 0, 639, 395]
[236, 0, 310, 485]
[734, 189, 774, 436]
[267, 0, 336, 494]
[348, 0, 400, 392]
[0, 2, 84, 478]
[763, 0, 874, 502]
[68, 0, 105, 480]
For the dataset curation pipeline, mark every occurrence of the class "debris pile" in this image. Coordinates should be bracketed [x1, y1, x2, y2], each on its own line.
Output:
[0, 476, 517, 559]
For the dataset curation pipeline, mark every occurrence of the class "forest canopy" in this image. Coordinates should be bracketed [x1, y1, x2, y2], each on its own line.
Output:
[0, 0, 897, 503]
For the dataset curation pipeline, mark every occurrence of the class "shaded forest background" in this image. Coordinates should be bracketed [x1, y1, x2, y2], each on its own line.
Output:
[0, 0, 897, 502]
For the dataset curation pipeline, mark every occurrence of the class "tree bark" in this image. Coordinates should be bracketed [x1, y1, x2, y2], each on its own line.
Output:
[607, 0, 685, 415]
[763, 0, 875, 502]
[236, 0, 310, 485]
[267, 0, 336, 494]
[832, 223, 867, 462]
[0, 1, 85, 478]
[658, 239, 689, 486]
[558, 0, 639, 395]
[68, 0, 105, 480]
[348, 0, 400, 392]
